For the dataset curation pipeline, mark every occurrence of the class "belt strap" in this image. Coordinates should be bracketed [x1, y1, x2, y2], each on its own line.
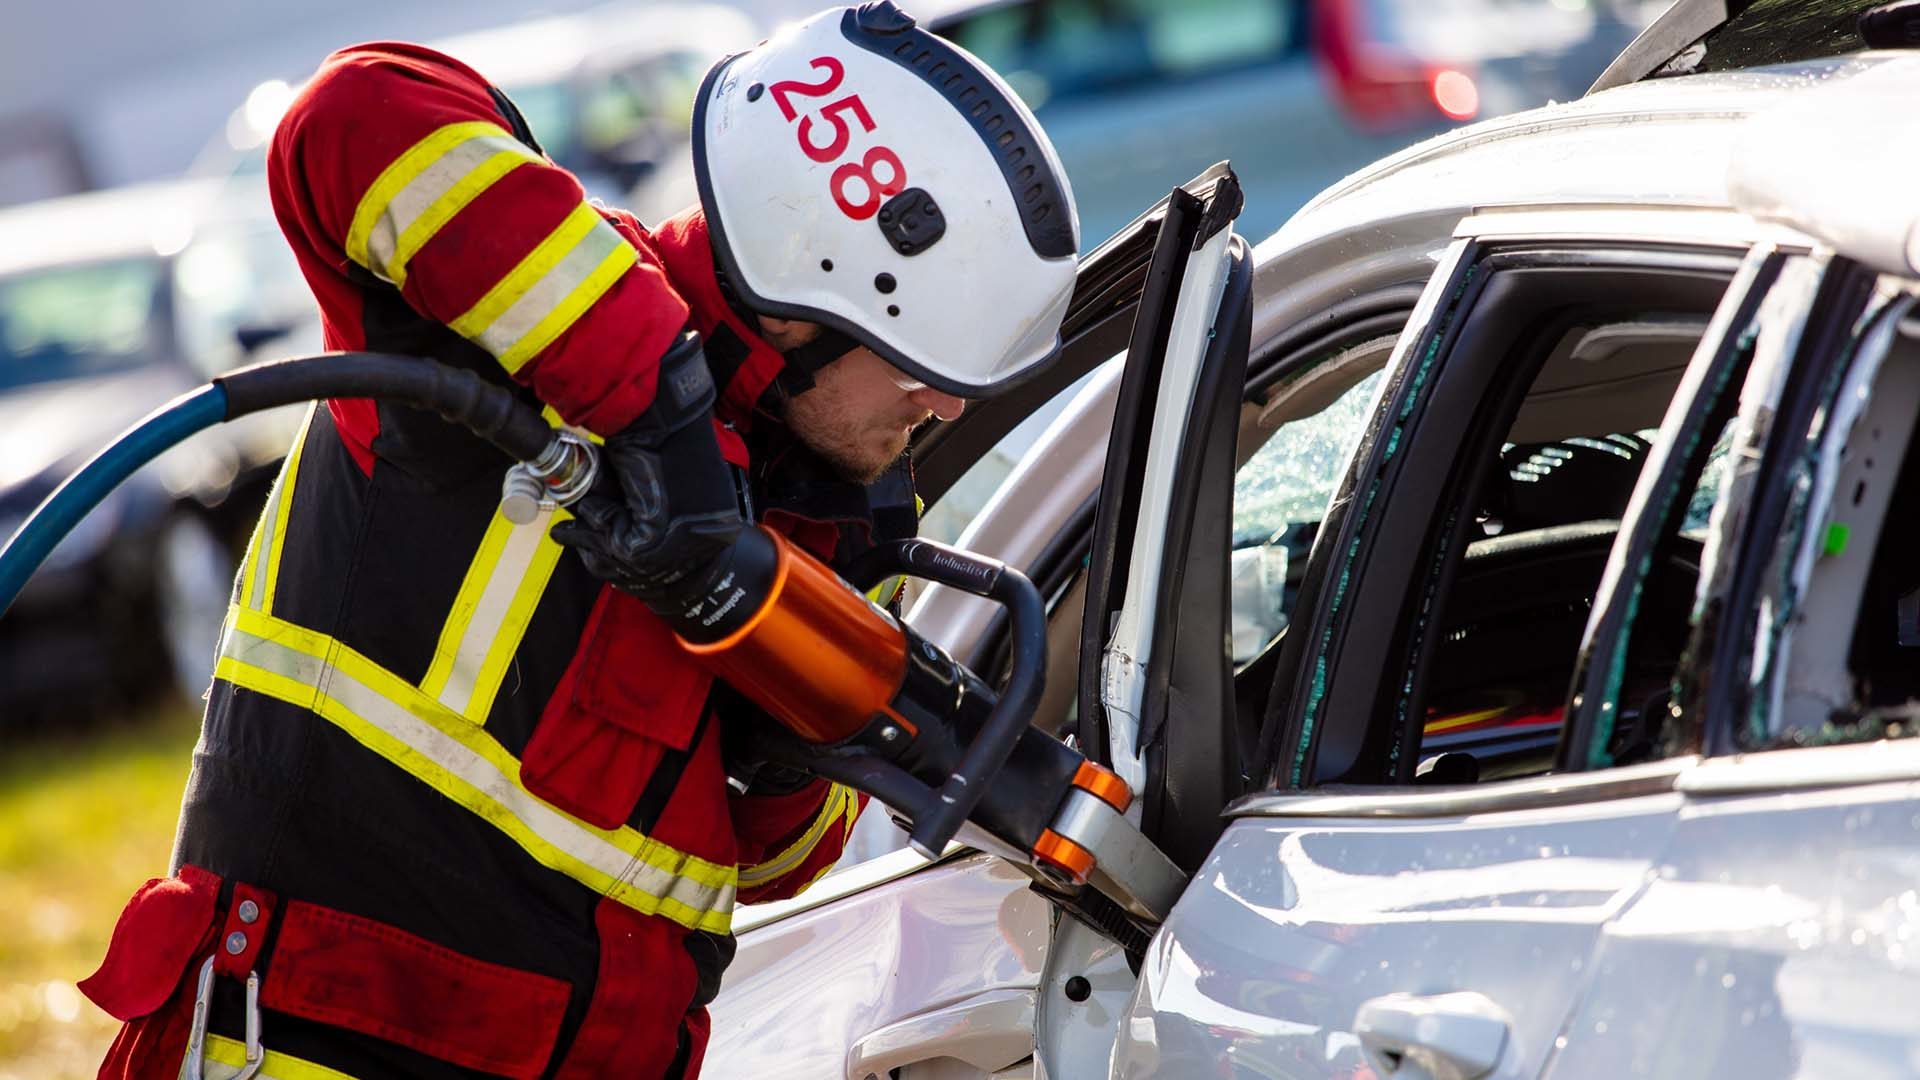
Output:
[214, 882, 277, 980]
[260, 900, 571, 1080]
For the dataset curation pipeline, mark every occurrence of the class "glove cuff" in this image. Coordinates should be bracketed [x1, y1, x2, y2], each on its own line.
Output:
[628, 330, 716, 445]
[654, 525, 780, 644]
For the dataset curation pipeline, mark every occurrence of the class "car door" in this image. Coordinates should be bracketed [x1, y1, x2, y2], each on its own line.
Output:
[1546, 254, 1920, 1080]
[1112, 210, 1774, 1079]
[702, 167, 1241, 1080]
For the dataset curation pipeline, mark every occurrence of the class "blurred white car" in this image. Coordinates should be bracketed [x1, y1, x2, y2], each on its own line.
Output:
[205, 2, 758, 223]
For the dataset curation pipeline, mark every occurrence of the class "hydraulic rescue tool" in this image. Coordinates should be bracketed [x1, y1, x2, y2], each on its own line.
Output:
[0, 351, 1187, 937]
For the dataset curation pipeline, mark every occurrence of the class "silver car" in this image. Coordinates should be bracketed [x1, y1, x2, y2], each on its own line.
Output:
[710, 3, 1920, 1078]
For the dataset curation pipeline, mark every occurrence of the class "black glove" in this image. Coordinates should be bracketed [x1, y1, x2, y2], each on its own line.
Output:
[715, 685, 819, 796]
[550, 331, 743, 613]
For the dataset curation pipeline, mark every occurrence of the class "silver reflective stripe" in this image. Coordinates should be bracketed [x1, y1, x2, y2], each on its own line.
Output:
[470, 215, 627, 359]
[362, 132, 539, 283]
[426, 505, 559, 720]
[218, 620, 736, 924]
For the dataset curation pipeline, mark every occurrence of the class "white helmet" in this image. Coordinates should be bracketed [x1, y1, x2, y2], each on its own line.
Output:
[692, 2, 1080, 397]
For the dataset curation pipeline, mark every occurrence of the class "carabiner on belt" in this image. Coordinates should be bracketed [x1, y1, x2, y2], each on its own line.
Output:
[183, 953, 263, 1079]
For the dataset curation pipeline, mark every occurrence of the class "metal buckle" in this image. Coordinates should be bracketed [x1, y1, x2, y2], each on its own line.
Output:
[183, 954, 263, 1079]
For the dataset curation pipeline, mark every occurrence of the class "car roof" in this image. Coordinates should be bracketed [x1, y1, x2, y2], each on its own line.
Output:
[429, 1, 758, 87]
[0, 177, 237, 278]
[1244, 53, 1905, 348]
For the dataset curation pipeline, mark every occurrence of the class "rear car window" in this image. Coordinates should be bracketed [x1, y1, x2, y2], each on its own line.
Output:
[1650, 0, 1878, 79]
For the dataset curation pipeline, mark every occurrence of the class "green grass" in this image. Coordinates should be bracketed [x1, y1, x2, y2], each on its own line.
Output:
[0, 699, 200, 1079]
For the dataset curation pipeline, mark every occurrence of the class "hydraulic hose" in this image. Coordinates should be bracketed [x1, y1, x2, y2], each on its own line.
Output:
[216, 352, 553, 463]
[0, 384, 230, 615]
[0, 352, 556, 616]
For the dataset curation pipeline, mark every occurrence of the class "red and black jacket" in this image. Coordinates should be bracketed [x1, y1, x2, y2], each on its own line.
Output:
[81, 43, 903, 1080]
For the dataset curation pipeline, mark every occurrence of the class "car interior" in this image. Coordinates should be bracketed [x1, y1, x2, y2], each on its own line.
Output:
[1412, 316, 1714, 780]
[1254, 251, 1749, 793]
[1770, 312, 1920, 741]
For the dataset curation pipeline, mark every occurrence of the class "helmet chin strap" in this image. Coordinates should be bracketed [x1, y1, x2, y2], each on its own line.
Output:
[708, 234, 861, 403]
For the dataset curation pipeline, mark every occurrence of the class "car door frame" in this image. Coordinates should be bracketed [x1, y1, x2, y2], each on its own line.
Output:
[710, 165, 1253, 1080]
[1543, 256, 1920, 1080]
[1257, 227, 1749, 791]
[1110, 206, 1786, 1080]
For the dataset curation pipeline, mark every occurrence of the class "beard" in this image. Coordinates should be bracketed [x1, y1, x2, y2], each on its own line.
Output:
[783, 389, 929, 484]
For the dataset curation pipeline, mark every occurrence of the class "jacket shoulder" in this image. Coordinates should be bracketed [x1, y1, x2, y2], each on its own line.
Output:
[300, 41, 499, 111]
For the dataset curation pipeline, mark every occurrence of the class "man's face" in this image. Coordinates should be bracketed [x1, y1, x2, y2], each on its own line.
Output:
[758, 318, 966, 484]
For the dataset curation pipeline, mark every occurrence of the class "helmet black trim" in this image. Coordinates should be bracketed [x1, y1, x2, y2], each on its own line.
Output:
[839, 5, 1076, 260]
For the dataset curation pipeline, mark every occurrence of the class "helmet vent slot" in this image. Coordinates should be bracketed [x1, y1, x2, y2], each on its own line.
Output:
[846, 8, 1076, 258]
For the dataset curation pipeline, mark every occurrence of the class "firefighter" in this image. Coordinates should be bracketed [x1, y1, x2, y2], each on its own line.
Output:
[78, 4, 1078, 1078]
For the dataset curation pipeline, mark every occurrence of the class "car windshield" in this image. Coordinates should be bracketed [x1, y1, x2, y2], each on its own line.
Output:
[1649, 0, 1878, 79]
[0, 258, 163, 391]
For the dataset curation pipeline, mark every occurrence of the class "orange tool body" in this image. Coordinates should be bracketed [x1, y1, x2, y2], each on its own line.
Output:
[669, 527, 1184, 925]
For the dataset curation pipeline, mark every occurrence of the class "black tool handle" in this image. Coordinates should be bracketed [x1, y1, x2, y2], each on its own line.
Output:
[849, 539, 1047, 858]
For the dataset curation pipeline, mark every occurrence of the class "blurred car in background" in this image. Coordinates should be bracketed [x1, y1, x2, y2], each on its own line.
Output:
[0, 176, 314, 721]
[915, 0, 1658, 245]
[212, 2, 758, 222]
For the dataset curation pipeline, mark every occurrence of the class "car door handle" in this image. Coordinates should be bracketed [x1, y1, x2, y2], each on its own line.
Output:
[1354, 991, 1512, 1080]
[845, 987, 1035, 1080]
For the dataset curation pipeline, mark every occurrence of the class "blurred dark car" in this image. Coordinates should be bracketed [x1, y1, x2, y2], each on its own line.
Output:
[0, 177, 314, 720]
[919, 0, 1658, 244]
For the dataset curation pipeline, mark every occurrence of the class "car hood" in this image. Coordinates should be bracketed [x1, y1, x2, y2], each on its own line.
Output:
[0, 367, 196, 496]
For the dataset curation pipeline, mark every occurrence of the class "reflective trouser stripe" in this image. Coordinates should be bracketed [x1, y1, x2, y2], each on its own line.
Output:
[196, 1034, 361, 1080]
[419, 504, 569, 723]
[236, 406, 315, 614]
[345, 121, 543, 287]
[737, 783, 859, 889]
[447, 202, 637, 374]
[215, 606, 737, 934]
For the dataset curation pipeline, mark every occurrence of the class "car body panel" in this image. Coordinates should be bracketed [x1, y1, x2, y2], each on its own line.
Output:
[705, 852, 1049, 1079]
[1115, 792, 1682, 1078]
[1550, 755, 1920, 1080]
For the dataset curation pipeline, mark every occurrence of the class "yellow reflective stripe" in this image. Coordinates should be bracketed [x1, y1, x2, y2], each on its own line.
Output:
[842, 786, 862, 838]
[448, 204, 636, 374]
[739, 784, 856, 888]
[419, 504, 570, 723]
[345, 122, 537, 283]
[790, 796, 867, 897]
[215, 606, 737, 933]
[384, 148, 534, 287]
[237, 406, 314, 614]
[539, 403, 605, 446]
[866, 575, 906, 608]
[200, 1033, 361, 1080]
[492, 240, 634, 372]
